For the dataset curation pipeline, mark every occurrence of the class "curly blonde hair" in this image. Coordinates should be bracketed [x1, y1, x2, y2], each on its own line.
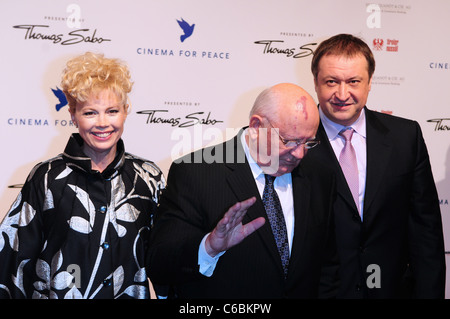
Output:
[61, 52, 133, 113]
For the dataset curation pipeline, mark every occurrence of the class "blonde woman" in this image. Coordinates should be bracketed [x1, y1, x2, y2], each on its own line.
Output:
[0, 52, 165, 299]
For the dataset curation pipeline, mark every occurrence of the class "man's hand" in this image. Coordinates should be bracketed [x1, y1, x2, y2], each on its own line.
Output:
[205, 197, 266, 257]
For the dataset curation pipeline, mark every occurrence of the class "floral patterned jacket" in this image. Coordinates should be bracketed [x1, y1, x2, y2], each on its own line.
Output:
[0, 134, 165, 299]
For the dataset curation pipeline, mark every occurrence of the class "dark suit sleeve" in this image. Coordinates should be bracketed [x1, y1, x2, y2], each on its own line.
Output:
[297, 155, 340, 298]
[147, 160, 207, 286]
[408, 121, 446, 298]
[318, 172, 340, 298]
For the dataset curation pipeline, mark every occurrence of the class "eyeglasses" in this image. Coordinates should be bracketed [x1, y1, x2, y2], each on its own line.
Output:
[266, 120, 320, 150]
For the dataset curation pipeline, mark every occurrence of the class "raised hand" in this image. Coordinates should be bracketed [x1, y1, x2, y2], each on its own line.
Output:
[205, 197, 266, 257]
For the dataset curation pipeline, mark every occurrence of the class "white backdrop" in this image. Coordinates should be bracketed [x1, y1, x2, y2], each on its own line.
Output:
[1, 0, 449, 297]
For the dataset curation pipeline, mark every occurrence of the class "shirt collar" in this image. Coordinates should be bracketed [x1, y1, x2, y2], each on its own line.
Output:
[63, 133, 125, 179]
[240, 128, 264, 180]
[319, 106, 367, 141]
[240, 128, 291, 185]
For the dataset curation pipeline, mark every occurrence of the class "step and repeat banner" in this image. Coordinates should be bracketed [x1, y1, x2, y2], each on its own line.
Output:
[1, 0, 449, 297]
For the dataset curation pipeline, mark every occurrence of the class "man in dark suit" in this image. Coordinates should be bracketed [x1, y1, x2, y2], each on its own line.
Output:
[147, 83, 338, 298]
[305, 33, 445, 298]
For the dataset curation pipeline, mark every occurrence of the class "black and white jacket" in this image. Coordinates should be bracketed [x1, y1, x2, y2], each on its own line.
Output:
[0, 134, 165, 299]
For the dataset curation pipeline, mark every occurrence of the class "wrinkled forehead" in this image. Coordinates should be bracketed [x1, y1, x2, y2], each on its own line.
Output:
[277, 99, 319, 138]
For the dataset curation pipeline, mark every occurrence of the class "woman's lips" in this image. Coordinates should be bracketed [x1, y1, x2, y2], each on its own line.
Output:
[92, 131, 113, 139]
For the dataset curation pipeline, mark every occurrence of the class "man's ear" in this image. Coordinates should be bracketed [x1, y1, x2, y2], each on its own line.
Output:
[248, 115, 263, 139]
[249, 114, 263, 129]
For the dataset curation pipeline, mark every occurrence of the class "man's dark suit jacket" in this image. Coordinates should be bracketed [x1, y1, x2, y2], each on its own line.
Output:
[302, 107, 446, 298]
[147, 129, 338, 298]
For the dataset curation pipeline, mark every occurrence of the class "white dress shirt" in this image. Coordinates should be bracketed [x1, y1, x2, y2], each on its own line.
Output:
[319, 107, 367, 218]
[198, 128, 295, 276]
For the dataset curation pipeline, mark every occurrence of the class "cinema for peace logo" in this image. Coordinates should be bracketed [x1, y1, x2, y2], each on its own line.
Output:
[7, 85, 72, 128]
[176, 18, 195, 42]
[52, 87, 68, 111]
[136, 17, 231, 60]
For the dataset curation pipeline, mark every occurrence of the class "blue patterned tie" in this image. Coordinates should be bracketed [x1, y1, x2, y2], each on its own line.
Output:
[262, 174, 289, 277]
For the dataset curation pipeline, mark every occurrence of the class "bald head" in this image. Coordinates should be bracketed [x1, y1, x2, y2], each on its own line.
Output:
[247, 83, 320, 176]
[250, 83, 319, 131]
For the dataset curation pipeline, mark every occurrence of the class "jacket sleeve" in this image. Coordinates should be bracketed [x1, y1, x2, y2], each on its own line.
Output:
[146, 160, 208, 287]
[0, 164, 46, 299]
[318, 172, 340, 298]
[408, 121, 446, 298]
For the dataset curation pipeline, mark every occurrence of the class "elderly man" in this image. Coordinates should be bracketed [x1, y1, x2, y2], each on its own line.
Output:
[147, 83, 338, 298]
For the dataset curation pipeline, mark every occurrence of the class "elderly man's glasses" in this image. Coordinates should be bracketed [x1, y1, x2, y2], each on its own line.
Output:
[266, 120, 320, 150]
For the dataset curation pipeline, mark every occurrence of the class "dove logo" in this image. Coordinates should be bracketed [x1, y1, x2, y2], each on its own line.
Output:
[137, 18, 230, 60]
[51, 87, 68, 111]
[177, 18, 195, 42]
[7, 86, 73, 127]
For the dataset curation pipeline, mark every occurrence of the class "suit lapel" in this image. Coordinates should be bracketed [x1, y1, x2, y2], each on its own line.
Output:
[223, 131, 283, 272]
[314, 123, 359, 213]
[363, 109, 393, 219]
[315, 108, 394, 224]
[223, 130, 262, 205]
[288, 165, 310, 272]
